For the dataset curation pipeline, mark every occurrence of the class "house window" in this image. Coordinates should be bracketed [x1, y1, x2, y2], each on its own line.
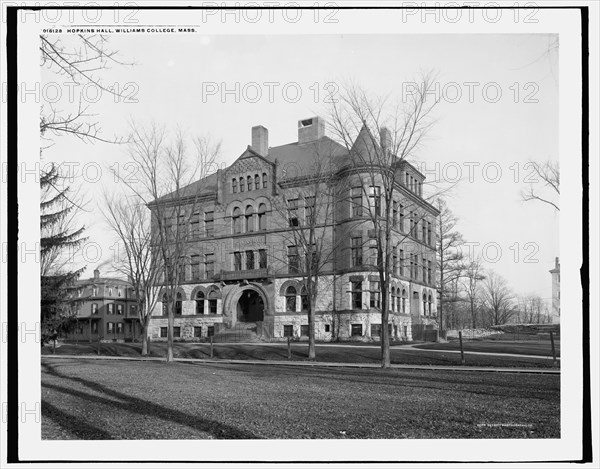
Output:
[92, 287, 98, 296]
[247, 175, 252, 192]
[175, 292, 182, 315]
[130, 304, 137, 316]
[422, 220, 427, 242]
[258, 203, 267, 231]
[191, 212, 200, 238]
[174, 327, 181, 338]
[116, 322, 124, 334]
[107, 322, 114, 334]
[283, 325, 293, 337]
[428, 294, 433, 316]
[245, 250, 255, 270]
[399, 204, 404, 232]
[371, 324, 381, 337]
[392, 200, 398, 226]
[117, 304, 124, 315]
[288, 246, 299, 274]
[191, 255, 201, 280]
[232, 207, 242, 234]
[427, 222, 432, 246]
[370, 281, 381, 309]
[245, 206, 254, 232]
[423, 294, 427, 316]
[392, 246, 398, 275]
[178, 258, 186, 283]
[196, 291, 205, 314]
[402, 289, 407, 314]
[305, 196, 315, 225]
[160, 327, 167, 338]
[232, 178, 237, 193]
[300, 325, 309, 337]
[351, 187, 362, 217]
[233, 251, 242, 271]
[287, 198, 299, 227]
[300, 286, 309, 311]
[194, 326, 202, 338]
[428, 260, 432, 285]
[262, 172, 268, 189]
[422, 257, 427, 282]
[351, 324, 363, 337]
[107, 303, 114, 314]
[117, 289, 122, 298]
[207, 325, 215, 337]
[352, 281, 362, 309]
[91, 303, 98, 315]
[285, 286, 297, 312]
[259, 249, 267, 269]
[369, 240, 378, 267]
[255, 174, 260, 190]
[399, 249, 404, 276]
[108, 288, 113, 296]
[208, 291, 218, 314]
[351, 236, 362, 267]
[205, 211, 214, 237]
[205, 253, 215, 278]
[324, 324, 331, 333]
[369, 186, 381, 216]
[92, 322, 98, 334]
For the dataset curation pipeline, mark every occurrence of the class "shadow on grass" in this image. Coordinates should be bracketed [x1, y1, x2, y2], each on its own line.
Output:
[42, 400, 115, 439]
[41, 361, 261, 440]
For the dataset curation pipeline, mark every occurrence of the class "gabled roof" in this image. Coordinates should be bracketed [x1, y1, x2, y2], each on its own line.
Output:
[350, 124, 381, 162]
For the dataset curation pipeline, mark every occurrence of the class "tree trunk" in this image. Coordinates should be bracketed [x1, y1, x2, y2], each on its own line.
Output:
[381, 285, 391, 369]
[141, 321, 149, 356]
[308, 297, 316, 360]
[166, 303, 174, 362]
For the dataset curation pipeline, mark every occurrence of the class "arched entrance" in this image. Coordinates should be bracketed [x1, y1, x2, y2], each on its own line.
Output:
[237, 289, 265, 322]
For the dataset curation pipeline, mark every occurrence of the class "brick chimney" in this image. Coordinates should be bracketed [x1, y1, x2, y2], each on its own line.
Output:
[298, 117, 325, 144]
[93, 269, 100, 280]
[251, 125, 268, 156]
[380, 127, 392, 154]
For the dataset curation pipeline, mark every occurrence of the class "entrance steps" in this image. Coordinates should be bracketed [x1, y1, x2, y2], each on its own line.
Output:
[212, 322, 262, 343]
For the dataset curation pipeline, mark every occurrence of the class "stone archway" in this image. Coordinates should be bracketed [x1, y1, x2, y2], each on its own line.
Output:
[223, 283, 270, 326]
[237, 289, 264, 322]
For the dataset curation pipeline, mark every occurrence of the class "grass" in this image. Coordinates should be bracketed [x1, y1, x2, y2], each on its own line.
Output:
[414, 338, 560, 358]
[41, 357, 560, 440]
[42, 341, 559, 368]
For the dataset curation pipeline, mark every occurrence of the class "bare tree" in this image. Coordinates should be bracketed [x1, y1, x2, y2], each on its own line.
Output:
[462, 256, 486, 329]
[481, 271, 516, 326]
[517, 294, 549, 324]
[328, 75, 439, 368]
[115, 122, 221, 362]
[100, 192, 161, 356]
[521, 160, 560, 211]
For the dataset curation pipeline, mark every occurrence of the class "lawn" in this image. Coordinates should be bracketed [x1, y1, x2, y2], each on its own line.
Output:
[414, 338, 560, 357]
[41, 357, 560, 440]
[41, 341, 558, 368]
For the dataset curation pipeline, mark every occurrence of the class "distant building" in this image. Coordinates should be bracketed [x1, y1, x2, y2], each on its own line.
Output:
[66, 269, 140, 342]
[549, 257, 560, 323]
[148, 117, 439, 342]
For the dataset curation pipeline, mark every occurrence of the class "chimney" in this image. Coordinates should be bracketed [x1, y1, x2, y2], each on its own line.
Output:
[251, 125, 268, 156]
[380, 127, 392, 154]
[298, 117, 325, 144]
[93, 269, 100, 280]
[555, 257, 560, 269]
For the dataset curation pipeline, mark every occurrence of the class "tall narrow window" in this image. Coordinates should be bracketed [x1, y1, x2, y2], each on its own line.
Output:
[205, 211, 214, 237]
[91, 303, 98, 314]
[399, 204, 404, 232]
[175, 292, 182, 315]
[259, 249, 267, 269]
[405, 172, 409, 187]
[300, 286, 309, 311]
[392, 246, 398, 275]
[428, 294, 433, 316]
[196, 291, 204, 314]
[285, 286, 297, 312]
[305, 196, 316, 225]
[423, 294, 427, 316]
[240, 177, 245, 192]
[258, 203, 267, 231]
[233, 251, 242, 271]
[255, 174, 260, 190]
[288, 198, 299, 227]
[427, 222, 432, 246]
[428, 260, 432, 285]
[191, 211, 200, 238]
[422, 257, 427, 282]
[392, 200, 398, 226]
[369, 240, 378, 266]
[402, 289, 407, 314]
[262, 172, 268, 189]
[352, 281, 362, 309]
[245, 206, 254, 232]
[245, 250, 255, 270]
[205, 253, 215, 278]
[247, 175, 252, 192]
[288, 246, 299, 274]
[351, 187, 362, 217]
[232, 178, 237, 193]
[399, 249, 404, 276]
[191, 255, 200, 280]
[369, 186, 381, 216]
[208, 291, 218, 314]
[370, 281, 381, 309]
[422, 219, 426, 241]
[108, 303, 114, 314]
[232, 207, 242, 234]
[178, 258, 186, 283]
[351, 236, 362, 267]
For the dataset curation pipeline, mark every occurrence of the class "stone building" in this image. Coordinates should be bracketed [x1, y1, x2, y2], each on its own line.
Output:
[148, 117, 439, 342]
[66, 269, 140, 342]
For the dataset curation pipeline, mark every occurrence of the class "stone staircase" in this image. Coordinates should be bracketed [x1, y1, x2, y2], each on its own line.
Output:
[211, 322, 262, 343]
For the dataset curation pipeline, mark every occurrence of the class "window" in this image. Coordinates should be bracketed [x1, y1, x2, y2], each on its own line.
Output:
[405, 172, 409, 187]
[409, 212, 415, 237]
[300, 325, 309, 337]
[247, 175, 252, 192]
[352, 281, 362, 309]
[283, 325, 293, 337]
[392, 246, 398, 275]
[174, 327, 181, 338]
[191, 255, 201, 280]
[107, 322, 114, 334]
[305, 196, 315, 225]
[422, 257, 427, 283]
[245, 250, 255, 270]
[117, 304, 123, 315]
[178, 259, 186, 283]
[399, 249, 404, 276]
[428, 294, 433, 316]
[207, 325, 215, 337]
[351, 187, 362, 217]
[232, 178, 237, 193]
[371, 324, 381, 337]
[117, 289, 122, 298]
[116, 322, 124, 334]
[240, 177, 245, 192]
[196, 291, 205, 315]
[351, 324, 363, 337]
[300, 286, 309, 311]
[205, 253, 215, 278]
[107, 303, 114, 314]
[369, 186, 381, 216]
[91, 303, 98, 314]
[233, 251, 242, 271]
[175, 292, 182, 315]
[108, 288, 113, 296]
[428, 260, 432, 285]
[370, 281, 381, 309]
[162, 294, 168, 315]
[258, 203, 267, 230]
[92, 321, 98, 334]
[205, 211, 214, 237]
[245, 206, 254, 232]
[402, 289, 407, 314]
[423, 294, 427, 316]
[191, 212, 200, 238]
[92, 287, 98, 296]
[285, 286, 297, 312]
[288, 198, 299, 227]
[427, 222, 432, 246]
[288, 246, 299, 274]
[160, 327, 167, 338]
[208, 291, 218, 314]
[351, 236, 363, 267]
[369, 240, 378, 267]
[255, 174, 260, 190]
[399, 204, 404, 232]
[324, 324, 331, 333]
[259, 249, 267, 269]
[392, 200, 398, 226]
[262, 172, 268, 189]
[194, 326, 202, 338]
[232, 207, 242, 234]
[77, 288, 83, 297]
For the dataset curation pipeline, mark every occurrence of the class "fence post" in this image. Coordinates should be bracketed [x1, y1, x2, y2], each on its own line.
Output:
[287, 336, 291, 360]
[550, 332, 557, 366]
[459, 330, 465, 365]
[210, 335, 214, 358]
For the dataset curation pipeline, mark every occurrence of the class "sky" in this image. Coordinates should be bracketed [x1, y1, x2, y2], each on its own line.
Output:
[41, 33, 559, 302]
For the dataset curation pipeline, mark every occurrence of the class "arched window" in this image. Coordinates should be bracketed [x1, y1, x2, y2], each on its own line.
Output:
[402, 289, 407, 314]
[300, 286, 309, 311]
[247, 175, 252, 192]
[176, 292, 183, 315]
[240, 177, 245, 192]
[255, 174, 260, 190]
[423, 293, 427, 316]
[258, 203, 267, 231]
[428, 294, 433, 316]
[262, 172, 268, 189]
[232, 178, 237, 193]
[208, 290, 218, 314]
[285, 286, 297, 312]
[196, 291, 205, 315]
[392, 288, 397, 312]
[232, 207, 242, 234]
[245, 205, 254, 232]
